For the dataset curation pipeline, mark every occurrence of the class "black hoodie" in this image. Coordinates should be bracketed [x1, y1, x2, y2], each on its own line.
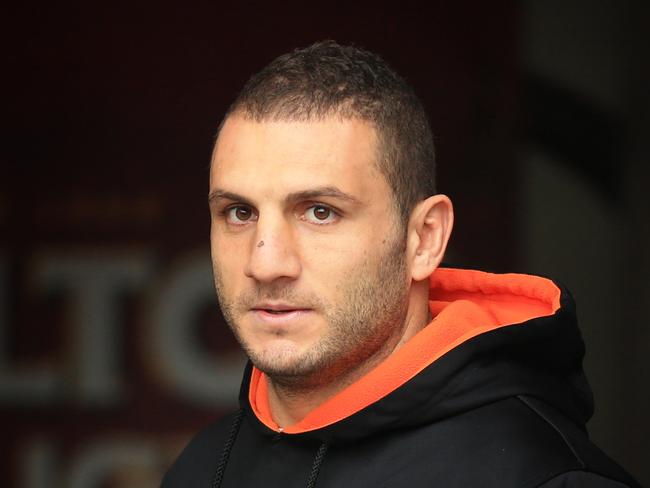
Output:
[161, 268, 640, 487]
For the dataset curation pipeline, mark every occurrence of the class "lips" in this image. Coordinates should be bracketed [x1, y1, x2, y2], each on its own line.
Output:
[250, 303, 312, 325]
[252, 303, 307, 313]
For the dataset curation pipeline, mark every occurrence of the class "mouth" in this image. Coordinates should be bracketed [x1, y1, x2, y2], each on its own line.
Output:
[252, 306, 307, 314]
[250, 304, 312, 323]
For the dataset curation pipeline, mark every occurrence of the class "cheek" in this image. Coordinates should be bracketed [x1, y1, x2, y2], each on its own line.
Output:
[212, 232, 248, 264]
[211, 242, 247, 291]
[300, 239, 372, 288]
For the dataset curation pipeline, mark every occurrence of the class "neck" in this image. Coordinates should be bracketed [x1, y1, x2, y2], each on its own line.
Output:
[266, 280, 431, 428]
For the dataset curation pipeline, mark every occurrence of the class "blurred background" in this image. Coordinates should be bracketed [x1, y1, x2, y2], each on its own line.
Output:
[2, 1, 648, 486]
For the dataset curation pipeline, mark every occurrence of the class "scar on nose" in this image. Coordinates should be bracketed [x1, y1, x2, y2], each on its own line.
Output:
[257, 240, 264, 248]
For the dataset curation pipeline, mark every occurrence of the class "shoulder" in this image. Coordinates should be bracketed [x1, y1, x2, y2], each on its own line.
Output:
[161, 411, 242, 488]
[538, 471, 636, 488]
[464, 396, 640, 488]
[512, 396, 640, 487]
[393, 395, 639, 487]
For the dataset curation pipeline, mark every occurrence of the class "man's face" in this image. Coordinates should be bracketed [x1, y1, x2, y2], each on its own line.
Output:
[209, 115, 412, 388]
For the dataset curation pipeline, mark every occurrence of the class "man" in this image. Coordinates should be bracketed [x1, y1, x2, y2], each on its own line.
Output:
[162, 41, 639, 487]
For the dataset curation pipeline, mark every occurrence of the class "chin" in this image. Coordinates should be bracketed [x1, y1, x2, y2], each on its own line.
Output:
[252, 341, 333, 382]
[250, 340, 307, 373]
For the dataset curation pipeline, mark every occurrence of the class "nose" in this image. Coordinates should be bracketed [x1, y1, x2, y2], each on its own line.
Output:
[244, 215, 301, 283]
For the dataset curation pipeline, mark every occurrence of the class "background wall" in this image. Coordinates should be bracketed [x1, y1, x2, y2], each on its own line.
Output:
[1, 1, 647, 486]
[520, 0, 649, 481]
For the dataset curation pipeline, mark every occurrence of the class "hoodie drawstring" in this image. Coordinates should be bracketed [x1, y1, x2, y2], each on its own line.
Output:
[211, 409, 244, 488]
[305, 442, 328, 488]
[211, 410, 328, 488]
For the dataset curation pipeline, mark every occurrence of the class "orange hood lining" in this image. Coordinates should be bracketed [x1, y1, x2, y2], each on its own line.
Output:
[248, 268, 562, 434]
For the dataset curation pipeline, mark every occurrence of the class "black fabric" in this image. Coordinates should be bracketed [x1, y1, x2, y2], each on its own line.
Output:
[306, 443, 328, 488]
[211, 409, 244, 488]
[161, 273, 641, 488]
[539, 471, 633, 488]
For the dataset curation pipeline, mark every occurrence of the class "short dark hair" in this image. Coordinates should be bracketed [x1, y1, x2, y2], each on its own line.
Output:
[222, 40, 436, 224]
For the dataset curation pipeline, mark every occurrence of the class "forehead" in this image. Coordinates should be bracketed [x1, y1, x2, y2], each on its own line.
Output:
[210, 115, 387, 198]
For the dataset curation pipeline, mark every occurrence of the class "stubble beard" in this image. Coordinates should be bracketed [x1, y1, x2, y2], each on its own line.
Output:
[213, 236, 410, 392]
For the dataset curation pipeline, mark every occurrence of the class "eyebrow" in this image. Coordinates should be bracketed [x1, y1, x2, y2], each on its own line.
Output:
[208, 186, 362, 206]
[287, 186, 362, 205]
[208, 189, 253, 206]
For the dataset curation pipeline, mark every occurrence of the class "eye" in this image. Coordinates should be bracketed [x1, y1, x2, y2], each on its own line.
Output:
[225, 205, 257, 225]
[304, 205, 339, 224]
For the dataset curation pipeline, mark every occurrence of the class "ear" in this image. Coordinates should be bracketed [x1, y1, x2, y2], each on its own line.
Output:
[407, 195, 454, 282]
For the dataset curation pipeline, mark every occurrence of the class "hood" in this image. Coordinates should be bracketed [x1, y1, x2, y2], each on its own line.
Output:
[240, 267, 594, 444]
